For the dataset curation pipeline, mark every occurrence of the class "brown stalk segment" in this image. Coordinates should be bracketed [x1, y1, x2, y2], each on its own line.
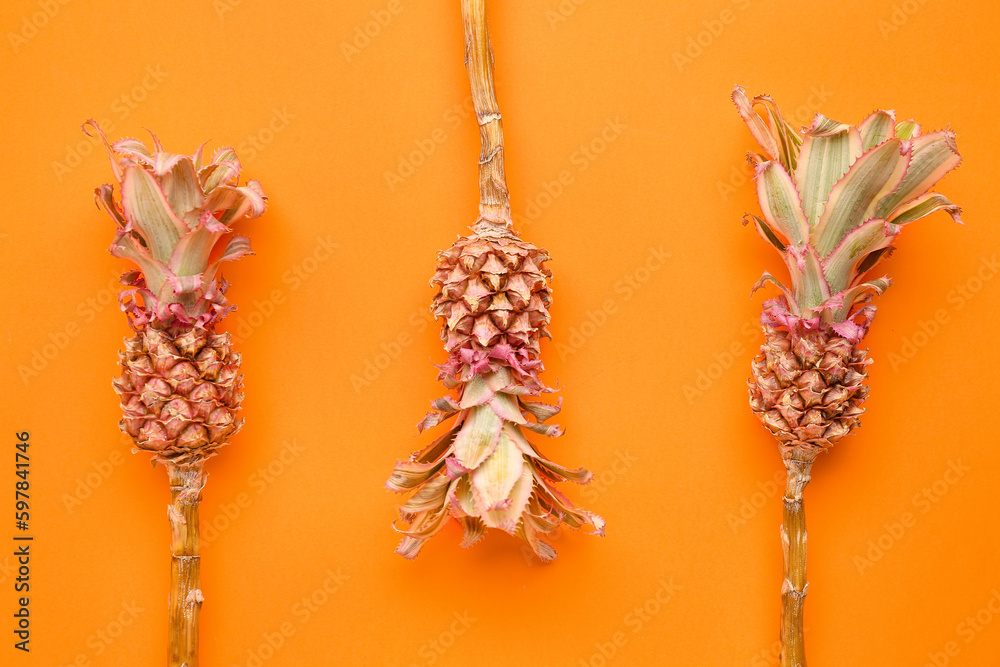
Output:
[167, 463, 205, 667]
[780, 458, 811, 667]
[461, 0, 511, 231]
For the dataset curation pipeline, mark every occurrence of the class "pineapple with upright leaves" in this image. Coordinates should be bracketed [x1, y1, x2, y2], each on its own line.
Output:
[88, 120, 265, 667]
[733, 86, 961, 666]
[734, 87, 961, 462]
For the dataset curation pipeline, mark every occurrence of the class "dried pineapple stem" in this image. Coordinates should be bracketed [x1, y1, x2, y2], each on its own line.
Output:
[167, 462, 205, 667]
[461, 0, 512, 233]
[780, 457, 811, 667]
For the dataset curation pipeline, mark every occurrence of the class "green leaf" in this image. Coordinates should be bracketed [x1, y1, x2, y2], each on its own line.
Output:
[747, 214, 786, 252]
[120, 166, 184, 262]
[834, 278, 891, 321]
[895, 120, 920, 140]
[733, 86, 801, 172]
[823, 219, 898, 294]
[874, 131, 961, 220]
[452, 404, 503, 469]
[798, 246, 831, 310]
[793, 117, 861, 228]
[886, 192, 962, 226]
[756, 162, 809, 247]
[110, 233, 167, 295]
[813, 139, 907, 256]
[168, 227, 219, 277]
[157, 156, 205, 220]
[858, 110, 896, 151]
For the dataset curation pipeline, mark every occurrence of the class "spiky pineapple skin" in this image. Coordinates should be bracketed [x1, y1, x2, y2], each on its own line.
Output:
[432, 233, 551, 384]
[113, 327, 243, 466]
[749, 323, 869, 462]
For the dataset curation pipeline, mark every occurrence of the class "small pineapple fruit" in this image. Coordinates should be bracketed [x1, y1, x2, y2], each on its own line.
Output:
[734, 87, 961, 463]
[88, 121, 265, 666]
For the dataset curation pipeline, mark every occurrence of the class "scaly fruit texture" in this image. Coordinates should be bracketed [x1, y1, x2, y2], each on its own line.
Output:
[387, 230, 605, 561]
[734, 87, 961, 462]
[87, 121, 265, 465]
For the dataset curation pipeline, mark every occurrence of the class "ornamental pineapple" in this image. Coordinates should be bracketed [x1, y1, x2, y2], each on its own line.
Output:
[734, 86, 961, 462]
[733, 86, 961, 666]
[88, 120, 265, 666]
[89, 122, 264, 465]
[388, 230, 604, 560]
[386, 0, 603, 561]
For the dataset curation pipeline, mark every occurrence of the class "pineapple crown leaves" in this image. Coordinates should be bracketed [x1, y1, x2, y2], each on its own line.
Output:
[733, 86, 962, 339]
[85, 120, 266, 331]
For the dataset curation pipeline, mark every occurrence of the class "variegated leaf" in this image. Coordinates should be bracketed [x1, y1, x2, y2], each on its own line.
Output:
[747, 214, 786, 253]
[834, 278, 890, 320]
[858, 110, 896, 151]
[813, 139, 907, 256]
[168, 227, 218, 277]
[794, 117, 862, 228]
[895, 120, 920, 140]
[159, 156, 205, 220]
[799, 245, 831, 310]
[121, 165, 185, 262]
[886, 192, 962, 226]
[452, 404, 503, 469]
[874, 131, 961, 220]
[756, 162, 809, 247]
[823, 219, 898, 294]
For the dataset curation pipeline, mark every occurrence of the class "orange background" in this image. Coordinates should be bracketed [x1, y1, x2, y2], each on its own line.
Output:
[2, 0, 999, 665]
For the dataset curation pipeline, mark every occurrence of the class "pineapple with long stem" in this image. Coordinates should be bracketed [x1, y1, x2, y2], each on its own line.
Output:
[88, 121, 266, 666]
[733, 86, 961, 665]
[385, 0, 604, 560]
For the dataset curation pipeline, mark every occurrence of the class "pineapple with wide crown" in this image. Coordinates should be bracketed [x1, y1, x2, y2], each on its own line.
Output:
[734, 86, 961, 463]
[386, 0, 603, 561]
[733, 86, 961, 666]
[88, 120, 265, 667]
